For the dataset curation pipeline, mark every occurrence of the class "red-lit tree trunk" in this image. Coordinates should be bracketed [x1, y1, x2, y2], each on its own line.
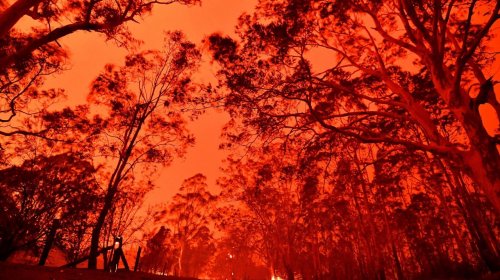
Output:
[88, 187, 116, 269]
[428, 66, 500, 215]
[353, 0, 500, 216]
[353, 152, 387, 279]
[177, 240, 185, 276]
[399, 0, 500, 216]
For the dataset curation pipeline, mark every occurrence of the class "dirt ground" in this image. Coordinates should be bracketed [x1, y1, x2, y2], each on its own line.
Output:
[0, 262, 198, 280]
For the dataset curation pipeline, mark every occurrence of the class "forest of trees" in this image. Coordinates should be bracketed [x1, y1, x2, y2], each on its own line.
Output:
[1, 0, 499, 279]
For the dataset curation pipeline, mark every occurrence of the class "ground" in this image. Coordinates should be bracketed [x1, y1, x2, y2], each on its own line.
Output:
[0, 262, 198, 280]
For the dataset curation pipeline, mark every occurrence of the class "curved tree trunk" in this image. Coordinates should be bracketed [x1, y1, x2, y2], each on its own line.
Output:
[0, 0, 43, 39]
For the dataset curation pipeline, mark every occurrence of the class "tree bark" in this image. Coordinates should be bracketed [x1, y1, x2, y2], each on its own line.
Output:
[0, 0, 43, 39]
[428, 59, 500, 216]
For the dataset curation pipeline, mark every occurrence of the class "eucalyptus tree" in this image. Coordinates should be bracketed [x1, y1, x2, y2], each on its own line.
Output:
[208, 0, 500, 214]
[86, 32, 200, 268]
[166, 173, 216, 276]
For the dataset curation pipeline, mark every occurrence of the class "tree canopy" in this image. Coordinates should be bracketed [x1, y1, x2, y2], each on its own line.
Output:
[0, 0, 499, 279]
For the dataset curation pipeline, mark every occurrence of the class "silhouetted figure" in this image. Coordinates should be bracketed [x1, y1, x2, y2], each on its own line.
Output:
[109, 236, 129, 272]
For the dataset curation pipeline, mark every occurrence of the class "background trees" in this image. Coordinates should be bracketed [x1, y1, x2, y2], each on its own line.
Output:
[140, 173, 216, 278]
[0, 152, 99, 261]
[212, 136, 499, 279]
[166, 173, 216, 277]
[140, 225, 177, 274]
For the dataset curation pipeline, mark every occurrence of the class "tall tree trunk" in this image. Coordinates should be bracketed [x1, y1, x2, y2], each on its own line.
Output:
[178, 242, 184, 277]
[428, 159, 471, 265]
[429, 68, 500, 215]
[88, 107, 145, 269]
[284, 263, 294, 280]
[38, 219, 59, 266]
[88, 186, 117, 269]
[380, 200, 405, 280]
[351, 184, 375, 278]
[457, 110, 500, 215]
[391, 241, 404, 280]
[354, 153, 388, 280]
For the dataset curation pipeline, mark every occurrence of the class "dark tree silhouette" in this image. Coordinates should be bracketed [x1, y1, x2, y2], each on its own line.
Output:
[0, 152, 98, 261]
[208, 0, 500, 215]
[85, 31, 200, 269]
[0, 0, 199, 138]
[0, 0, 200, 69]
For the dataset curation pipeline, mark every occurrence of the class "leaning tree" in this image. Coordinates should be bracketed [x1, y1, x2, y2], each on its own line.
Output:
[86, 31, 200, 268]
